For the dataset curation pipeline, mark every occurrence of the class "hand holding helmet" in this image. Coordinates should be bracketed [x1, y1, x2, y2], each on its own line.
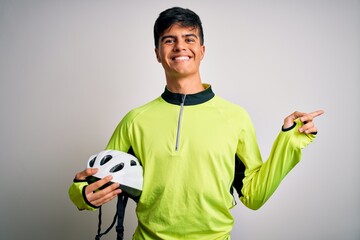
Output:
[74, 168, 122, 208]
[85, 150, 143, 198]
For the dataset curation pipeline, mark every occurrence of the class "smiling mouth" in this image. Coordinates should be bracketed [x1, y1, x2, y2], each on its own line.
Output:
[172, 56, 191, 62]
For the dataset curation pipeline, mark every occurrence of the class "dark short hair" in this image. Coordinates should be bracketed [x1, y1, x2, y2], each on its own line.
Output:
[153, 7, 204, 48]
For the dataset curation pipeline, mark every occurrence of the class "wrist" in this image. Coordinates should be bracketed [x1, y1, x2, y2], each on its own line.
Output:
[282, 122, 296, 132]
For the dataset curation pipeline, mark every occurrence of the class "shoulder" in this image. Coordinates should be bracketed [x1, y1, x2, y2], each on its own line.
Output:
[122, 97, 164, 123]
[211, 95, 250, 118]
[109, 96, 164, 138]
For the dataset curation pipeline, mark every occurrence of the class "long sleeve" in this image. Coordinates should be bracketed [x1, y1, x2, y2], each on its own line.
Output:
[68, 181, 97, 211]
[239, 119, 316, 210]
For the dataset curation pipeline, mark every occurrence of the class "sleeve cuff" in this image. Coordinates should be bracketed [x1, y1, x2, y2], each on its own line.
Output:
[73, 178, 87, 183]
[68, 182, 98, 211]
[282, 122, 296, 132]
[82, 186, 100, 209]
[282, 122, 318, 135]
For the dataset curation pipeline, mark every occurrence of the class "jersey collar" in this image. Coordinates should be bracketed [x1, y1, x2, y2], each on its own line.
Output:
[161, 84, 215, 106]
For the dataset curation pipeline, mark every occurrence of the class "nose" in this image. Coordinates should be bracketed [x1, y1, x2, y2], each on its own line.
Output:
[173, 39, 186, 52]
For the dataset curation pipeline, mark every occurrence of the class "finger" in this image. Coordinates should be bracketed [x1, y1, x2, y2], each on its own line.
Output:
[92, 194, 117, 207]
[286, 111, 306, 121]
[299, 121, 317, 133]
[87, 183, 122, 206]
[95, 185, 122, 201]
[75, 168, 98, 180]
[305, 126, 318, 134]
[283, 111, 306, 129]
[300, 125, 318, 134]
[86, 175, 114, 193]
[300, 114, 314, 123]
[300, 110, 325, 123]
[309, 109, 325, 118]
[91, 189, 121, 206]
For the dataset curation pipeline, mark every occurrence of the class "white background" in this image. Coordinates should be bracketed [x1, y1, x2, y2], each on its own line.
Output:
[0, 0, 359, 239]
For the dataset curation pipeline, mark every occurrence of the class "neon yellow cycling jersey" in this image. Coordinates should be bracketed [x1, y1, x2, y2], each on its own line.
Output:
[69, 84, 316, 240]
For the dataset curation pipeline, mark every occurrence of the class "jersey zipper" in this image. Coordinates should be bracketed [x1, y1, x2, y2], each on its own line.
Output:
[175, 94, 186, 151]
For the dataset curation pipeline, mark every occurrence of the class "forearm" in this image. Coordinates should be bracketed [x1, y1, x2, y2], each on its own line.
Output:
[240, 120, 316, 210]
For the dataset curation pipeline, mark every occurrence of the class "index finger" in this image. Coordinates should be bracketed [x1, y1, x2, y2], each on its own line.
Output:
[310, 110, 325, 118]
[87, 175, 115, 192]
[75, 168, 98, 181]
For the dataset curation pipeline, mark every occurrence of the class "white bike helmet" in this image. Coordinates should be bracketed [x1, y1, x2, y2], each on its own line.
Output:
[86, 150, 143, 198]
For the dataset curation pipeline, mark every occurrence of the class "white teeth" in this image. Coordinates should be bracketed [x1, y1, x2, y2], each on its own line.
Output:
[174, 56, 190, 61]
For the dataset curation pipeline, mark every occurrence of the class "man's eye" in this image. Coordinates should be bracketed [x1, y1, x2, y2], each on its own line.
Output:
[164, 39, 175, 44]
[186, 38, 195, 43]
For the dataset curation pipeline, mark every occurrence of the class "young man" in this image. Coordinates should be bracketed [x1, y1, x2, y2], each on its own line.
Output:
[69, 7, 324, 240]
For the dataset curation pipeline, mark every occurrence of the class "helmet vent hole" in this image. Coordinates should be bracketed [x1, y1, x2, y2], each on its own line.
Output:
[110, 163, 124, 173]
[100, 155, 112, 165]
[89, 157, 96, 167]
[130, 160, 137, 166]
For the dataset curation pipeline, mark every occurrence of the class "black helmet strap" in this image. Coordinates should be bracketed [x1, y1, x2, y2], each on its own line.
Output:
[115, 194, 128, 240]
[94, 193, 129, 240]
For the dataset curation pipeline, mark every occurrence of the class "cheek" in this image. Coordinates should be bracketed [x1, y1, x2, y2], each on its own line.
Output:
[157, 50, 169, 63]
[155, 48, 164, 63]
[194, 47, 205, 61]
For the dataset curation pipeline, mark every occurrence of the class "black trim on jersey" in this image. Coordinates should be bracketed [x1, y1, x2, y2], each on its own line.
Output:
[282, 122, 297, 132]
[73, 178, 87, 183]
[127, 147, 135, 158]
[82, 186, 100, 209]
[161, 85, 215, 106]
[282, 122, 318, 135]
[232, 154, 246, 197]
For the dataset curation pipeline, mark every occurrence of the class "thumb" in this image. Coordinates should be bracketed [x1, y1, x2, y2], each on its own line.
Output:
[75, 168, 98, 180]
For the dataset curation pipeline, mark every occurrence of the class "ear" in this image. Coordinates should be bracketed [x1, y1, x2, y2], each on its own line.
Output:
[155, 48, 161, 63]
[200, 45, 205, 60]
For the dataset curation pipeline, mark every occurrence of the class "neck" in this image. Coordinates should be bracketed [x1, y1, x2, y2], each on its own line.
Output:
[165, 73, 204, 94]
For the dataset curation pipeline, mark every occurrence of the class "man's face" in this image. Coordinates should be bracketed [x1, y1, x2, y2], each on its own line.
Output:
[155, 24, 205, 79]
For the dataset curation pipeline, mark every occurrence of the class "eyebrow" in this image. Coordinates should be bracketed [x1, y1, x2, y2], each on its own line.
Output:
[160, 34, 198, 42]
